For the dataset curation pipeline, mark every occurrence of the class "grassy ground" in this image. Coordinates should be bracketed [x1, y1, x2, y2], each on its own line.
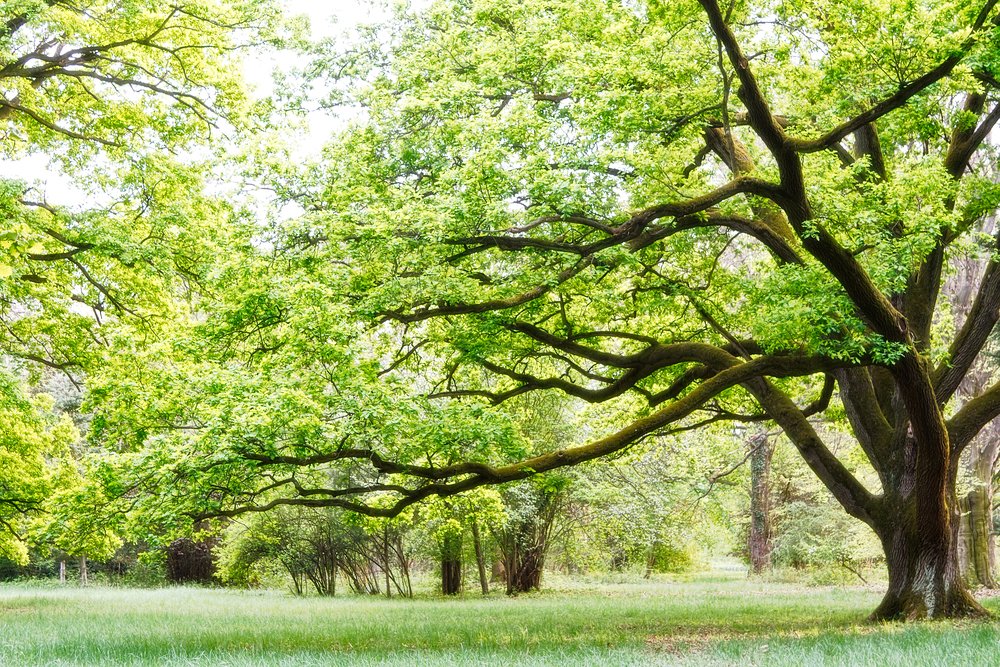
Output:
[0, 573, 998, 665]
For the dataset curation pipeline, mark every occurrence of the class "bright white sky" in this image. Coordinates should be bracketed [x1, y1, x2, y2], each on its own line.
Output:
[286, 0, 388, 34]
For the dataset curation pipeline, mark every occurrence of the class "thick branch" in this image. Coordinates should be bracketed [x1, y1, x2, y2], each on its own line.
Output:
[200, 351, 849, 519]
[747, 377, 879, 525]
[948, 380, 1000, 454]
[935, 257, 1000, 402]
[789, 2, 998, 154]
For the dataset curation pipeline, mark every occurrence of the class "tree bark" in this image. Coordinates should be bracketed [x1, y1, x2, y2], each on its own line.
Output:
[495, 485, 561, 594]
[440, 531, 462, 595]
[504, 545, 544, 594]
[959, 484, 996, 588]
[873, 520, 986, 619]
[747, 431, 774, 574]
[870, 438, 989, 620]
[471, 519, 489, 595]
[958, 435, 999, 588]
[497, 520, 546, 594]
[944, 214, 1000, 589]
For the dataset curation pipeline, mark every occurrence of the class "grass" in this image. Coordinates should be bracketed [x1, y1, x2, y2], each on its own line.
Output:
[0, 572, 998, 665]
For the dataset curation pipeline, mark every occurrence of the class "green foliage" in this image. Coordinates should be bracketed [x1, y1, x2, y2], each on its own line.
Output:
[646, 542, 696, 575]
[0, 0, 285, 555]
[772, 501, 871, 570]
[217, 507, 353, 594]
[0, 0, 285, 378]
[0, 374, 76, 563]
[12, 1, 1000, 624]
[766, 437, 882, 578]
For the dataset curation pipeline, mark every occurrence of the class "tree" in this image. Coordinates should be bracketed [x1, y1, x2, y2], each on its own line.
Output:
[958, 422, 1000, 587]
[746, 430, 775, 574]
[945, 231, 1000, 587]
[494, 476, 568, 594]
[424, 490, 504, 595]
[766, 433, 883, 581]
[0, 0, 282, 570]
[0, 376, 76, 564]
[0, 0, 283, 425]
[562, 431, 734, 576]
[92, 0, 1000, 620]
[219, 507, 350, 596]
[31, 457, 124, 585]
[0, 0, 281, 367]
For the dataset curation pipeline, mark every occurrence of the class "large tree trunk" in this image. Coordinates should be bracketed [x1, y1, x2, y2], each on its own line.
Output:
[764, 354, 991, 621]
[873, 518, 985, 620]
[747, 431, 774, 574]
[504, 544, 545, 594]
[870, 432, 988, 620]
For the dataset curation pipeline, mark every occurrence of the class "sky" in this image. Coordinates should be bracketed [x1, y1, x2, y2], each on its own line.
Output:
[285, 0, 387, 34]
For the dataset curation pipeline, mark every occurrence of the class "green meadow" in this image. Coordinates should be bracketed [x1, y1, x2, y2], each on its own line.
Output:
[0, 574, 997, 666]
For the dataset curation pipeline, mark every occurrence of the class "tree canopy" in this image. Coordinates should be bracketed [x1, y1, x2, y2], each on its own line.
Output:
[0, 0, 283, 558]
[0, 0, 281, 374]
[18, 0, 1000, 620]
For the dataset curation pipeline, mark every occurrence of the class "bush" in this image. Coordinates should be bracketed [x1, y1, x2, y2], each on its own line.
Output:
[647, 542, 696, 574]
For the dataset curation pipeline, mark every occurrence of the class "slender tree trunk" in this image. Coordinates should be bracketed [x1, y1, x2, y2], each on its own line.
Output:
[289, 569, 304, 596]
[394, 533, 413, 598]
[79, 554, 88, 586]
[747, 431, 774, 574]
[495, 486, 561, 595]
[383, 526, 391, 599]
[505, 544, 545, 594]
[440, 531, 462, 596]
[59, 559, 66, 584]
[958, 437, 999, 588]
[471, 519, 489, 595]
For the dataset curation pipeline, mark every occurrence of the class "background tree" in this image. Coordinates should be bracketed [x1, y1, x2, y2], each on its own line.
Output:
[745, 429, 775, 574]
[493, 476, 569, 594]
[31, 458, 123, 585]
[424, 490, 504, 595]
[561, 430, 736, 576]
[766, 434, 884, 582]
[0, 0, 285, 558]
[943, 221, 1000, 588]
[0, 376, 76, 563]
[219, 507, 350, 596]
